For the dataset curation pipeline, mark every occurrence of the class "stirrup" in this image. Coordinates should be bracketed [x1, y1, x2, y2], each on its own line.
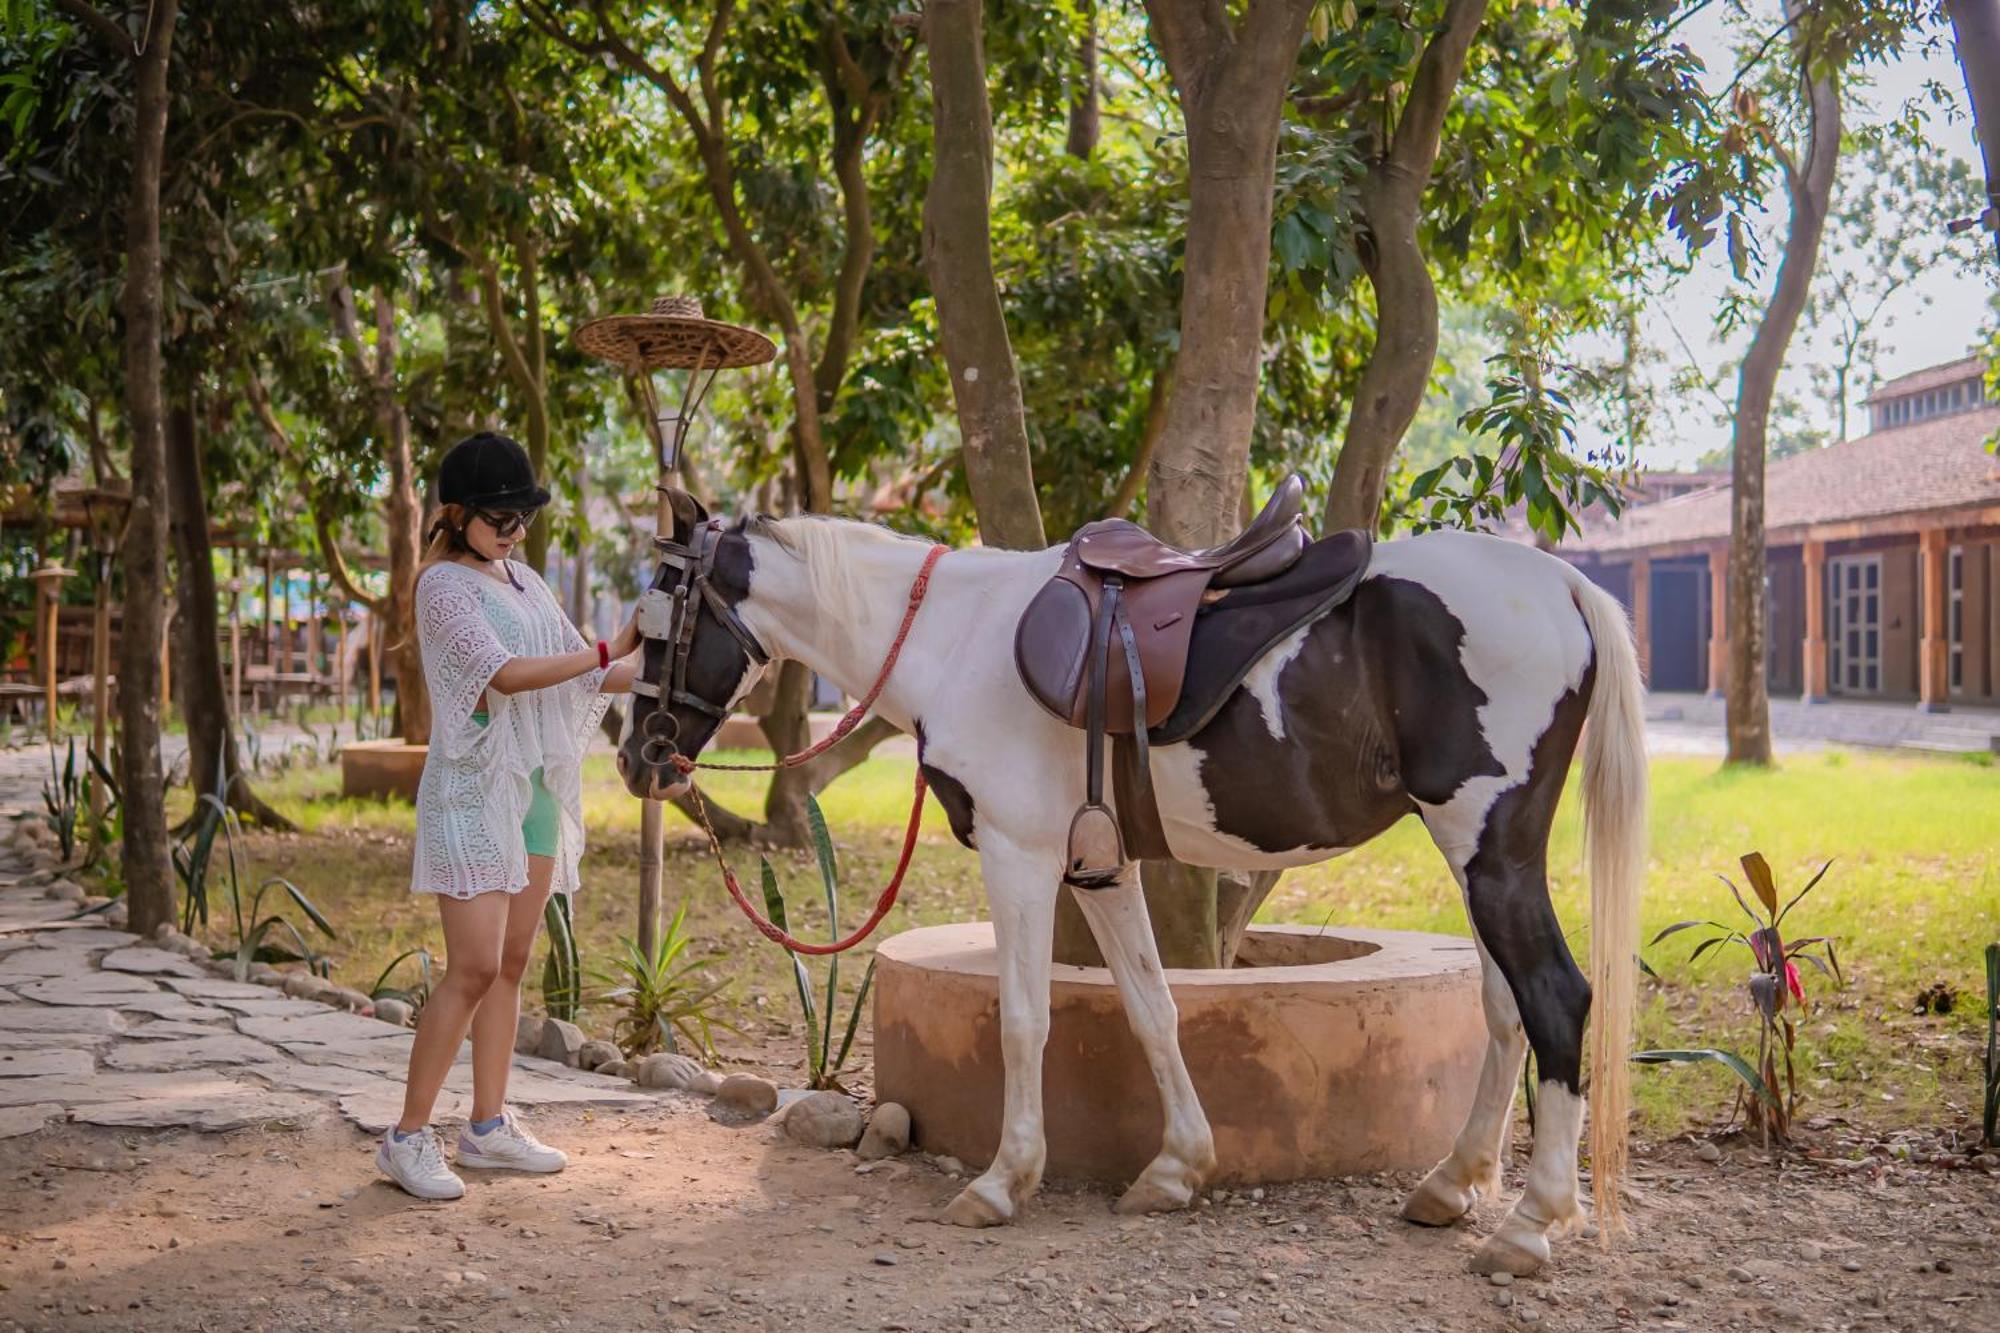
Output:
[1064, 802, 1127, 890]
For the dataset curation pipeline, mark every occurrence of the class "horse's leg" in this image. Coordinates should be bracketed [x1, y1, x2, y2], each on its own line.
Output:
[1401, 928, 1525, 1226]
[1070, 867, 1216, 1215]
[942, 831, 1059, 1228]
[1411, 764, 1589, 1273]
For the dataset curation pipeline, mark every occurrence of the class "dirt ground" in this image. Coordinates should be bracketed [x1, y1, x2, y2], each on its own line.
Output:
[1, 1101, 1995, 1333]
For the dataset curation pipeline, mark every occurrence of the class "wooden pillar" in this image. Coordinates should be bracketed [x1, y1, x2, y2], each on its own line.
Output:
[159, 626, 171, 715]
[335, 602, 350, 724]
[1919, 527, 1950, 712]
[1802, 539, 1828, 701]
[1628, 554, 1651, 681]
[90, 553, 112, 822]
[367, 609, 383, 723]
[262, 549, 276, 673]
[30, 565, 70, 741]
[1707, 546, 1728, 698]
[228, 547, 243, 723]
[280, 568, 294, 674]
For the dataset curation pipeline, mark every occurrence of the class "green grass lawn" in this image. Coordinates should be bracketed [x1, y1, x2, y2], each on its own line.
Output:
[178, 747, 1999, 1139]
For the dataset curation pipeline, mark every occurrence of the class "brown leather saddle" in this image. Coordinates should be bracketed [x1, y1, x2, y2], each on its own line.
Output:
[1015, 476, 1373, 887]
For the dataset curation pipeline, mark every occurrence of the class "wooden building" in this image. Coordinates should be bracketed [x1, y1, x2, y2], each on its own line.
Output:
[1559, 355, 2000, 711]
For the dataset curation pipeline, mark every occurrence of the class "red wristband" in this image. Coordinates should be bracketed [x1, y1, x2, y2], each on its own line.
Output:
[597, 640, 610, 670]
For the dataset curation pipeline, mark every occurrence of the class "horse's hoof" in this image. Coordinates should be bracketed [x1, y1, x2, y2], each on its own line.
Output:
[1470, 1229, 1549, 1276]
[1402, 1169, 1479, 1227]
[941, 1186, 1010, 1228]
[1113, 1176, 1194, 1216]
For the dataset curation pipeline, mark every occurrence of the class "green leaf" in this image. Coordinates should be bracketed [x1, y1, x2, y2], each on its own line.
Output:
[834, 955, 878, 1075]
[758, 857, 790, 934]
[263, 876, 335, 939]
[1631, 1048, 1781, 1111]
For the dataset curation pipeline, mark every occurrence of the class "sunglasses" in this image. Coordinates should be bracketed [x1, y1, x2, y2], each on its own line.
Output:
[472, 508, 537, 537]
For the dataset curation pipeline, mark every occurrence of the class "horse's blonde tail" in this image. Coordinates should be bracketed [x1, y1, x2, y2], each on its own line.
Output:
[1570, 574, 1648, 1235]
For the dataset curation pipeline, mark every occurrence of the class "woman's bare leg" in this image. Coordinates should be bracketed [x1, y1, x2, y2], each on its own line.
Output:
[467, 856, 555, 1122]
[395, 892, 510, 1134]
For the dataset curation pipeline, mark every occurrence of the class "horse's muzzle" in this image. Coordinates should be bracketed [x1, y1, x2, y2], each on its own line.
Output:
[615, 745, 691, 802]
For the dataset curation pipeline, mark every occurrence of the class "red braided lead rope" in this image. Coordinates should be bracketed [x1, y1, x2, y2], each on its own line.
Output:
[670, 543, 948, 955]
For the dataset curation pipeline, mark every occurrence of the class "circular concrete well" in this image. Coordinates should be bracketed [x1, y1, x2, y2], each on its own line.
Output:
[872, 922, 1486, 1185]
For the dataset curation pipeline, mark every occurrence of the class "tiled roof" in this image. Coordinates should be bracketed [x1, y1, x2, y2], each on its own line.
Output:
[1864, 354, 1988, 403]
[1561, 403, 2000, 555]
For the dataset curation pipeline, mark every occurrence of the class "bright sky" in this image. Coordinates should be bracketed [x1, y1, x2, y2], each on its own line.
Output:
[1581, 4, 1993, 471]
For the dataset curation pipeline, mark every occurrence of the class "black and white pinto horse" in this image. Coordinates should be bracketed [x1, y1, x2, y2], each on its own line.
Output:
[619, 506, 1647, 1276]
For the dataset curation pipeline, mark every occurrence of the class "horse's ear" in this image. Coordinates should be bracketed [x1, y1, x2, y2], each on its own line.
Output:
[665, 488, 709, 545]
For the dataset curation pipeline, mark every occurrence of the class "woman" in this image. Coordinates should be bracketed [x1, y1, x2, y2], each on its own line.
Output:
[377, 431, 641, 1200]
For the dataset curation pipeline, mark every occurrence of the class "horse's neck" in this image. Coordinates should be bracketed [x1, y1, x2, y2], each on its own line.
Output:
[740, 525, 1049, 732]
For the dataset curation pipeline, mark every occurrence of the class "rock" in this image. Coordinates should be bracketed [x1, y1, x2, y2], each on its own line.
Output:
[782, 1091, 865, 1150]
[515, 1015, 547, 1056]
[1842, 1260, 1863, 1273]
[933, 1154, 966, 1177]
[1488, 1272, 1514, 1287]
[371, 998, 414, 1027]
[857, 1103, 910, 1161]
[1695, 1140, 1722, 1163]
[595, 1059, 631, 1080]
[1726, 1266, 1754, 1283]
[1796, 1241, 1823, 1262]
[635, 1052, 721, 1094]
[317, 985, 372, 1013]
[42, 881, 85, 903]
[281, 972, 338, 1002]
[249, 964, 283, 986]
[714, 1073, 779, 1116]
[576, 1039, 622, 1072]
[104, 900, 127, 929]
[872, 1253, 898, 1267]
[536, 1018, 585, 1066]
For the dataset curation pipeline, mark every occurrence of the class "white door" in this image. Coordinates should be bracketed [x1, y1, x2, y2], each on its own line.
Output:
[1829, 555, 1882, 694]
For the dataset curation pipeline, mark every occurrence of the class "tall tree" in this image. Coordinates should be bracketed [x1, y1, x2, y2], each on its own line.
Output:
[1719, 0, 1909, 765]
[53, 0, 181, 935]
[1320, 0, 1489, 532]
[1945, 0, 2000, 267]
[923, 0, 1045, 550]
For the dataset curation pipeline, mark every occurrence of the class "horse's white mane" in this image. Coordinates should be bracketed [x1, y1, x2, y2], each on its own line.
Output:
[752, 515, 934, 657]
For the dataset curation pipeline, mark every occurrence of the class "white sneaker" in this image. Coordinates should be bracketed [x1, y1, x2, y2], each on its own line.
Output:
[456, 1111, 567, 1173]
[376, 1128, 465, 1200]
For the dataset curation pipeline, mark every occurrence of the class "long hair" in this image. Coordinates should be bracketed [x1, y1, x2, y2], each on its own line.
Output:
[418, 503, 474, 579]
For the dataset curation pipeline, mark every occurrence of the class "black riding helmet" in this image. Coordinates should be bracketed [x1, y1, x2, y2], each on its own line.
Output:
[437, 432, 551, 511]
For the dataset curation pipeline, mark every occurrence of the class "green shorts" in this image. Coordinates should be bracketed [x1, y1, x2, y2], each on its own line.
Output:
[470, 711, 560, 859]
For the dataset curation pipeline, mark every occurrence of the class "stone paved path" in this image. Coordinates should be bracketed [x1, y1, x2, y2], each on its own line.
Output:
[0, 802, 661, 1143]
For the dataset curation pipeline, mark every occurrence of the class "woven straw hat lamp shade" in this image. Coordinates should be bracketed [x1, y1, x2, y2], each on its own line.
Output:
[573, 295, 776, 371]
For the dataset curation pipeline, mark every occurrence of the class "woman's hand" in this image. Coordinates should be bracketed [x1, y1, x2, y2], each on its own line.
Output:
[608, 606, 644, 660]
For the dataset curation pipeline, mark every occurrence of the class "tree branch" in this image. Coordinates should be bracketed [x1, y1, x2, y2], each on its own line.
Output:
[1106, 358, 1174, 520]
[53, 0, 135, 57]
[1386, 0, 1489, 182]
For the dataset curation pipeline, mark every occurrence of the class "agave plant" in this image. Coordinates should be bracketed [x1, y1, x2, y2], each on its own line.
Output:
[41, 737, 81, 863]
[759, 795, 877, 1092]
[370, 947, 436, 1016]
[1635, 852, 1842, 1146]
[232, 876, 336, 982]
[594, 901, 736, 1059]
[541, 893, 583, 1023]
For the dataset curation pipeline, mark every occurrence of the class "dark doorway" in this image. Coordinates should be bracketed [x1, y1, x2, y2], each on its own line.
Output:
[1650, 564, 1706, 692]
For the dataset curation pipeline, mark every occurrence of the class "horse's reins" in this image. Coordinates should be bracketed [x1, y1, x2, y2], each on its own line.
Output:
[638, 522, 948, 956]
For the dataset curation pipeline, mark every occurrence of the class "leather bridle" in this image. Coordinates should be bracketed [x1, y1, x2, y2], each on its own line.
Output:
[629, 517, 767, 768]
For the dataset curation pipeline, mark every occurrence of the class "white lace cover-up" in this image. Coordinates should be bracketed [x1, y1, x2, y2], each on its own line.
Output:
[411, 561, 610, 899]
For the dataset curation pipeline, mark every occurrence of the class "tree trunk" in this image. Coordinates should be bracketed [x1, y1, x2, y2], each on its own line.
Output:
[165, 403, 292, 830]
[1322, 0, 1489, 535]
[1067, 1, 1100, 160]
[109, 0, 182, 938]
[1945, 0, 2000, 267]
[923, 0, 1047, 552]
[1727, 19, 1840, 768]
[1141, 0, 1315, 550]
[1134, 0, 1313, 968]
